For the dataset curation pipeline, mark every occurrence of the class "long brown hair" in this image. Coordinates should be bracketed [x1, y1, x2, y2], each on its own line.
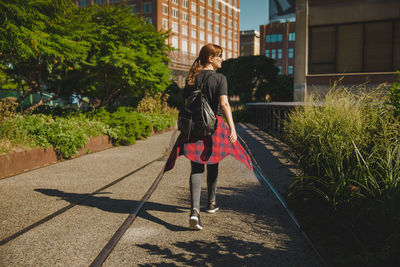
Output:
[185, 44, 223, 87]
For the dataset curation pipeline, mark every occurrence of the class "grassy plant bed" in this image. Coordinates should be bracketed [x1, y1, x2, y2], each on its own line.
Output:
[283, 86, 400, 266]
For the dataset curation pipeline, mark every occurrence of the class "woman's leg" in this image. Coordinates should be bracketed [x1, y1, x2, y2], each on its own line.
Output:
[190, 161, 204, 211]
[206, 163, 219, 205]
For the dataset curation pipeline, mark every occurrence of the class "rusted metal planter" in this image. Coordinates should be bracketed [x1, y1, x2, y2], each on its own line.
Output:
[0, 135, 113, 179]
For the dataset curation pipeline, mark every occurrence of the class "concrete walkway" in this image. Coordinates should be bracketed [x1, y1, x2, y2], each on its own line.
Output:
[0, 124, 322, 266]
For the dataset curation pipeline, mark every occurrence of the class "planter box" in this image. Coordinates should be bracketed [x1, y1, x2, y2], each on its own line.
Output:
[0, 135, 113, 179]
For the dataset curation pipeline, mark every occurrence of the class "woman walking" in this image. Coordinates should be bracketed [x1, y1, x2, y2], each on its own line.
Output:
[164, 44, 253, 230]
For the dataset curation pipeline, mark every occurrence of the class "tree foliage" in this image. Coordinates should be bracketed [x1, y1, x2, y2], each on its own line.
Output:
[0, 1, 172, 111]
[218, 55, 279, 102]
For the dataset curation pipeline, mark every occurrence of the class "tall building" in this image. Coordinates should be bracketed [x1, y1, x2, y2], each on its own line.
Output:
[239, 30, 260, 56]
[260, 21, 296, 76]
[294, 0, 400, 101]
[75, 0, 241, 87]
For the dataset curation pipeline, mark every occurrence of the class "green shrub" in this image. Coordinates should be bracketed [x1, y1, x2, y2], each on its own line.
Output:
[142, 113, 175, 132]
[389, 70, 400, 117]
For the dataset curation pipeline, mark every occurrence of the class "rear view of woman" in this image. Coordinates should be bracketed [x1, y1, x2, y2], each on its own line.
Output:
[164, 44, 253, 230]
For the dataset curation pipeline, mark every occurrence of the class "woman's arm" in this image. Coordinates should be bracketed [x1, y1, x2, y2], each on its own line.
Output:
[219, 95, 237, 143]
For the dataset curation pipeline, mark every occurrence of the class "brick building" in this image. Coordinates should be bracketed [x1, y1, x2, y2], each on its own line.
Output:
[75, 0, 241, 87]
[260, 21, 296, 76]
[239, 30, 260, 56]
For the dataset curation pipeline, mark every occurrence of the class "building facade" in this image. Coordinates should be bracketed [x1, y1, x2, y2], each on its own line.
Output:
[294, 0, 400, 101]
[75, 0, 241, 87]
[239, 30, 260, 56]
[260, 21, 296, 76]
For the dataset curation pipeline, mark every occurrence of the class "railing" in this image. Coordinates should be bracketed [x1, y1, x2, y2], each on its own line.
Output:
[246, 102, 306, 135]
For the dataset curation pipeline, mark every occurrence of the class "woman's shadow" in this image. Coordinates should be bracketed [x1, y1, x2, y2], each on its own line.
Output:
[34, 188, 188, 231]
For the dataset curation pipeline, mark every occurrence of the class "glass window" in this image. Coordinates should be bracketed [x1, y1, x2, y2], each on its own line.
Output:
[215, 36, 219, 45]
[200, 7, 205, 16]
[191, 43, 197, 55]
[228, 51, 232, 58]
[200, 19, 205, 28]
[182, 25, 188, 35]
[337, 24, 363, 72]
[131, 5, 137, 13]
[310, 26, 335, 73]
[222, 39, 226, 47]
[162, 4, 168, 14]
[208, 33, 212, 42]
[228, 41, 232, 49]
[271, 34, 277, 42]
[191, 29, 197, 38]
[215, 1, 219, 9]
[288, 65, 294, 74]
[278, 49, 282, 59]
[222, 17, 227, 25]
[266, 35, 271, 43]
[228, 30, 232, 38]
[288, 48, 294, 58]
[222, 3, 226, 13]
[162, 19, 168, 30]
[172, 37, 179, 49]
[173, 0, 179, 4]
[182, 11, 188, 21]
[208, 0, 213, 6]
[265, 49, 270, 57]
[142, 3, 152, 13]
[109, 0, 120, 3]
[200, 31, 205, 41]
[94, 0, 104, 4]
[181, 39, 188, 52]
[172, 22, 179, 33]
[172, 8, 179, 18]
[208, 11, 213, 19]
[215, 25, 220, 33]
[215, 14, 219, 22]
[278, 66, 282, 74]
[222, 28, 226, 36]
[191, 16, 197, 25]
[277, 34, 282, 42]
[191, 3, 197, 12]
[289, 32, 295, 41]
[208, 23, 213, 31]
[182, 0, 188, 8]
[271, 49, 276, 59]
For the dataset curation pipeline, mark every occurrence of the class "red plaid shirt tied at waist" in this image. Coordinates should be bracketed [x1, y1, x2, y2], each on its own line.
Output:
[164, 116, 253, 172]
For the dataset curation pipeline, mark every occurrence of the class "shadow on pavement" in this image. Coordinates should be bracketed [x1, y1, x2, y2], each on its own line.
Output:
[34, 188, 188, 232]
[137, 235, 295, 267]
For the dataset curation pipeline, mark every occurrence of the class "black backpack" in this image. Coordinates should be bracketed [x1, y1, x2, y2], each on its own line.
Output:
[178, 73, 217, 139]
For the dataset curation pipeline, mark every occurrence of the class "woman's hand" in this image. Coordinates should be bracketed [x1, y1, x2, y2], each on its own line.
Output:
[229, 129, 237, 143]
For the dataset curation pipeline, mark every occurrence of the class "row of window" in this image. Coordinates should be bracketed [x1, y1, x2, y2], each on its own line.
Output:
[277, 65, 294, 75]
[265, 48, 294, 59]
[167, 0, 238, 17]
[171, 37, 235, 58]
[163, 5, 237, 29]
[165, 20, 236, 39]
[266, 33, 296, 43]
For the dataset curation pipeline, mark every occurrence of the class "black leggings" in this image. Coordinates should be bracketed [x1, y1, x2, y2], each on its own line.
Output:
[190, 161, 219, 211]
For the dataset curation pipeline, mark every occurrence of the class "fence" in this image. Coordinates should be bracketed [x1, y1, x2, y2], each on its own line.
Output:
[246, 102, 306, 135]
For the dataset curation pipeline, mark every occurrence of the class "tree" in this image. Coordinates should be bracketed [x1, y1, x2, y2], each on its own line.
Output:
[65, 5, 172, 108]
[218, 55, 278, 102]
[0, 0, 90, 112]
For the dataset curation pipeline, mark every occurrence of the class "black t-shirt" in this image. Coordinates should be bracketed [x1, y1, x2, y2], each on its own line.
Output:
[193, 70, 228, 116]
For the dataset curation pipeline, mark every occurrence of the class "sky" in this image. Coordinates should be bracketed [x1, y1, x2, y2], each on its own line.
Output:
[240, 0, 269, 31]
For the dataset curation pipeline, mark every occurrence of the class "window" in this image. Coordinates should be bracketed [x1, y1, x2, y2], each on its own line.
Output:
[208, 23, 213, 31]
[234, 22, 238, 29]
[146, 17, 152, 24]
[94, 0, 104, 4]
[182, 0, 188, 8]
[182, 25, 188, 35]
[228, 19, 232, 28]
[172, 0, 179, 4]
[234, 10, 237, 18]
[278, 49, 282, 59]
[265, 49, 270, 57]
[200, 19, 205, 28]
[142, 3, 152, 13]
[289, 32, 295, 41]
[222, 39, 226, 47]
[288, 65, 294, 75]
[109, 0, 120, 3]
[172, 22, 179, 33]
[162, 19, 168, 30]
[228, 30, 232, 38]
[208, 33, 212, 42]
[228, 51, 232, 58]
[172, 37, 179, 49]
[271, 49, 276, 59]
[234, 42, 238, 51]
[288, 48, 294, 58]
[162, 4, 168, 14]
[172, 8, 179, 18]
[200, 31, 205, 41]
[215, 1, 219, 9]
[215, 14, 219, 22]
[228, 41, 232, 49]
[215, 25, 220, 34]
[208, 11, 213, 19]
[221, 3, 226, 13]
[182, 12, 188, 21]
[191, 43, 197, 55]
[191, 3, 197, 12]
[222, 28, 226, 36]
[278, 66, 282, 74]
[208, 0, 213, 6]
[222, 17, 227, 25]
[191, 16, 197, 25]
[277, 34, 282, 42]
[266, 34, 282, 43]
[200, 7, 205, 16]
[215, 36, 219, 45]
[228, 7, 232, 15]
[191, 29, 197, 39]
[78, 0, 89, 6]
[131, 5, 137, 13]
[181, 39, 188, 52]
